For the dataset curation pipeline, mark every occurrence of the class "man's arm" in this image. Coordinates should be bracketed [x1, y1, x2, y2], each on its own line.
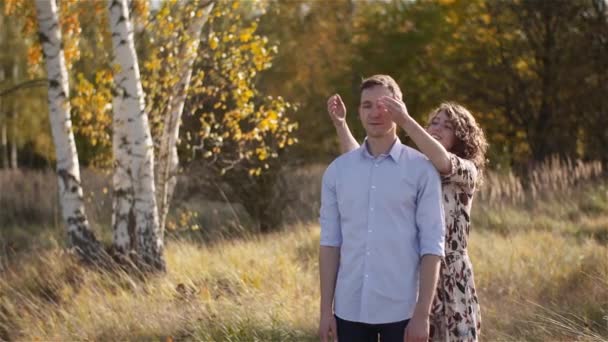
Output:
[318, 162, 342, 342]
[407, 165, 445, 342]
[319, 246, 340, 342]
[406, 255, 441, 342]
[414, 255, 441, 317]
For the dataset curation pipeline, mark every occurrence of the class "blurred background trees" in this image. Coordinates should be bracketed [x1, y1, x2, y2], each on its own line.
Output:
[1, 0, 607, 234]
[3, 0, 606, 170]
[256, 0, 608, 168]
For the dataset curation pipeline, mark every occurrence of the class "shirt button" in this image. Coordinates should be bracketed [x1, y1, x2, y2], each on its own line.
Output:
[375, 164, 379, 167]
[371, 185, 376, 189]
[368, 230, 372, 233]
[365, 274, 369, 278]
[370, 207, 374, 211]
[366, 251, 370, 255]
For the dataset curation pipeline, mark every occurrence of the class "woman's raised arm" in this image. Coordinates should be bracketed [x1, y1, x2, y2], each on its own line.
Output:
[327, 94, 360, 153]
[380, 96, 452, 174]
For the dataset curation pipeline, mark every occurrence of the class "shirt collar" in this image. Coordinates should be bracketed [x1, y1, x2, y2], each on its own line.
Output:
[360, 137, 403, 162]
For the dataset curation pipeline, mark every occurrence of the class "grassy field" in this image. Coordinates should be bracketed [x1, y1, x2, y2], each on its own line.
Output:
[0, 162, 607, 341]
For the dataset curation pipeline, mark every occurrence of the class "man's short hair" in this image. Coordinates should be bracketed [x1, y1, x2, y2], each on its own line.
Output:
[360, 75, 403, 101]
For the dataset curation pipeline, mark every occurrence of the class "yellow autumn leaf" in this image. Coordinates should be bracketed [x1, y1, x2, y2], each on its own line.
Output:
[267, 110, 278, 121]
[239, 31, 252, 43]
[209, 36, 219, 50]
[481, 14, 491, 25]
[256, 147, 268, 161]
[4, 0, 17, 15]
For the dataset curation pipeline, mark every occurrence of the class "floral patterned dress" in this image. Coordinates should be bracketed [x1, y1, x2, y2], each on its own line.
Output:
[429, 153, 482, 341]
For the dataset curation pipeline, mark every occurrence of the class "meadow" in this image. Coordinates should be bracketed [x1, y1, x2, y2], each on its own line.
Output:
[0, 159, 607, 341]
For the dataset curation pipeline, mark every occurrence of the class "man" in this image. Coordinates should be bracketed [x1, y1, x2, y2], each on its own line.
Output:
[319, 75, 445, 342]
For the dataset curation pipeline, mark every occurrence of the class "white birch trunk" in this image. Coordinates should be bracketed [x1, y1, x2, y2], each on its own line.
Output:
[157, 1, 214, 236]
[108, 0, 164, 271]
[10, 65, 18, 169]
[9, 120, 17, 169]
[0, 71, 6, 169]
[35, 0, 103, 262]
[1, 124, 7, 169]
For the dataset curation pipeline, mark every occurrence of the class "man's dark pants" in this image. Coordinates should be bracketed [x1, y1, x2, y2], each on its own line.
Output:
[335, 315, 410, 342]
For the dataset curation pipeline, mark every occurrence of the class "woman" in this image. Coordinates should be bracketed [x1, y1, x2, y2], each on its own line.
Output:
[326, 93, 487, 341]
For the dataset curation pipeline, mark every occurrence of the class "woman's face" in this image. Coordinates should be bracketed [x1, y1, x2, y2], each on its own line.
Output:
[427, 110, 457, 151]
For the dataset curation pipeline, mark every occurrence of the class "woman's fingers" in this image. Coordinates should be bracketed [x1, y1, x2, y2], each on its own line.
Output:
[380, 95, 400, 106]
[327, 94, 337, 104]
[332, 95, 346, 115]
[380, 98, 397, 113]
[327, 95, 337, 114]
[381, 96, 405, 114]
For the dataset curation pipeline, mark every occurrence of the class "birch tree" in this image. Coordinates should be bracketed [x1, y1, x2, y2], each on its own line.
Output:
[34, 0, 104, 262]
[108, 0, 164, 271]
[157, 0, 215, 237]
[9, 0, 297, 271]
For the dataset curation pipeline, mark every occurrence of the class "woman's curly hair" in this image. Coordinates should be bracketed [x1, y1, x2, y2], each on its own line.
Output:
[428, 102, 488, 183]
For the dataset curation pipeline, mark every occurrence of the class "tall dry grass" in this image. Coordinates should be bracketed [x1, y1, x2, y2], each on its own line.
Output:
[0, 226, 320, 341]
[0, 169, 60, 227]
[0, 169, 112, 267]
[477, 156, 604, 206]
[0, 224, 606, 341]
[0, 168, 113, 227]
[2, 157, 603, 242]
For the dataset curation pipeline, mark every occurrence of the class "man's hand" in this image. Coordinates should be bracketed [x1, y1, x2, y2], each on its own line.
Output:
[327, 94, 347, 127]
[319, 311, 338, 342]
[404, 313, 430, 342]
[379, 96, 411, 128]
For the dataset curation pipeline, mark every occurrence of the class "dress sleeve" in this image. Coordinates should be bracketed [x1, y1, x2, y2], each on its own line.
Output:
[440, 153, 478, 192]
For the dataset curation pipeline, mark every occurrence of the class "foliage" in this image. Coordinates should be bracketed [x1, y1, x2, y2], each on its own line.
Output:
[4, 0, 608, 170]
[437, 0, 608, 164]
[8, 0, 298, 175]
[0, 5, 52, 165]
[176, 0, 297, 177]
[5, 0, 300, 238]
[257, 0, 356, 160]
[257, 0, 608, 167]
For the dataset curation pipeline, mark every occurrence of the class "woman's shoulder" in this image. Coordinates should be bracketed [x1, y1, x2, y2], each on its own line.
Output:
[447, 153, 478, 174]
[441, 153, 478, 190]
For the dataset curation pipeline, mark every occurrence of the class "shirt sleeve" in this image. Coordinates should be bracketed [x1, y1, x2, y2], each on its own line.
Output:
[416, 164, 445, 257]
[319, 161, 342, 247]
[441, 153, 478, 192]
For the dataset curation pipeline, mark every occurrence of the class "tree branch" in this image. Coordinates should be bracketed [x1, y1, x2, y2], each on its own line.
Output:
[0, 79, 48, 98]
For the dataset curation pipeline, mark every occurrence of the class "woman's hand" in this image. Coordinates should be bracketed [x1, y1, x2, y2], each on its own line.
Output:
[379, 96, 412, 128]
[327, 94, 347, 127]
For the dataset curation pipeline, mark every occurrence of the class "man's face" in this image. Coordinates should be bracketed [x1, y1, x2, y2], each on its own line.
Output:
[359, 86, 397, 138]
